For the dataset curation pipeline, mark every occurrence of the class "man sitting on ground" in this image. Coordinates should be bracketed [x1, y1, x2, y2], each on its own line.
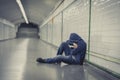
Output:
[36, 33, 86, 65]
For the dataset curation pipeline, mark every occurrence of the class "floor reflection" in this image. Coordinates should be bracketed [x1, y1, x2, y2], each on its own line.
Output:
[60, 65, 85, 80]
[36, 64, 85, 80]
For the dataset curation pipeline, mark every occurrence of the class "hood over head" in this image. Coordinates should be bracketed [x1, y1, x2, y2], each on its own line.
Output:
[68, 33, 82, 44]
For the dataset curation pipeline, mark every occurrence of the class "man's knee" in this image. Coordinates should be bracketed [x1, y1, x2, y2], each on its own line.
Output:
[56, 55, 63, 59]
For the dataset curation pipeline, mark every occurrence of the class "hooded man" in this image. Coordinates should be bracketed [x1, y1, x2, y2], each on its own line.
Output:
[36, 33, 86, 65]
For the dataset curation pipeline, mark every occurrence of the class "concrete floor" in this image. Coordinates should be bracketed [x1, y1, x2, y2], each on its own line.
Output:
[0, 39, 119, 80]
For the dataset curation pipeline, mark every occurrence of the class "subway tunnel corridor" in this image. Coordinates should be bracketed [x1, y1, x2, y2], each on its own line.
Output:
[0, 0, 120, 80]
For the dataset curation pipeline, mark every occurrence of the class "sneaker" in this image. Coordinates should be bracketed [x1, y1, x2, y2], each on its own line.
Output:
[36, 58, 45, 63]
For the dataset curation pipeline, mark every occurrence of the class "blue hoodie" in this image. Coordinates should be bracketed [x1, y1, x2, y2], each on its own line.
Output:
[68, 33, 86, 64]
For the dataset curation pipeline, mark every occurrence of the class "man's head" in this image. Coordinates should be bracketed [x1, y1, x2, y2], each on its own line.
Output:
[68, 33, 82, 45]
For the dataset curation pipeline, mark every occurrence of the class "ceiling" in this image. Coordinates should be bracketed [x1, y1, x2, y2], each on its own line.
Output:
[0, 0, 62, 26]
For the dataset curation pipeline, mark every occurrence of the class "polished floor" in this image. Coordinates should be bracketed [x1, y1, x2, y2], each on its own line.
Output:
[0, 39, 119, 80]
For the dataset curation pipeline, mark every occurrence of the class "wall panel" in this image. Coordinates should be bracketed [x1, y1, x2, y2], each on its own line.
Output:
[52, 13, 62, 46]
[40, 24, 48, 41]
[47, 20, 53, 43]
[63, 0, 89, 42]
[0, 19, 16, 41]
[90, 0, 120, 74]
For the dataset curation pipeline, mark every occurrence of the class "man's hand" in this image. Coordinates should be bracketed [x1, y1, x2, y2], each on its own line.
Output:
[68, 43, 78, 49]
[73, 43, 78, 48]
[68, 45, 74, 48]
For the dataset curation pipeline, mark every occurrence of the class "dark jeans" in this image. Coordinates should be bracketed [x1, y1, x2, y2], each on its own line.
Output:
[44, 42, 78, 64]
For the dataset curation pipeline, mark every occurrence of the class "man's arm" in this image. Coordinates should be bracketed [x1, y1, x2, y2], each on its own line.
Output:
[71, 41, 86, 55]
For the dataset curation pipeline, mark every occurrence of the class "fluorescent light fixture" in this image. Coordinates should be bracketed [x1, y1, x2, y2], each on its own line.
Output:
[16, 0, 29, 24]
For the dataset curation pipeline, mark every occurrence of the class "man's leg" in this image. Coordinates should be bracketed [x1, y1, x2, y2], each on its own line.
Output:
[37, 42, 73, 64]
[57, 42, 71, 56]
[37, 55, 75, 64]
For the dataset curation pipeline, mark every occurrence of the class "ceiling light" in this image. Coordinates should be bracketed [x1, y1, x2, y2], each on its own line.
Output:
[16, 0, 29, 24]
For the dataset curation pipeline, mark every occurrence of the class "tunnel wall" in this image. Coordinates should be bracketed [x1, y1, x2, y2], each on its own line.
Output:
[0, 19, 16, 41]
[40, 0, 120, 76]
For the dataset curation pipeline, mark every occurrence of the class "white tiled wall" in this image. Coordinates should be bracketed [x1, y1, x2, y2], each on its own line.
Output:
[52, 13, 62, 46]
[90, 0, 120, 74]
[63, 0, 89, 43]
[40, 0, 120, 75]
[47, 20, 53, 43]
[0, 21, 16, 41]
[40, 24, 48, 41]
